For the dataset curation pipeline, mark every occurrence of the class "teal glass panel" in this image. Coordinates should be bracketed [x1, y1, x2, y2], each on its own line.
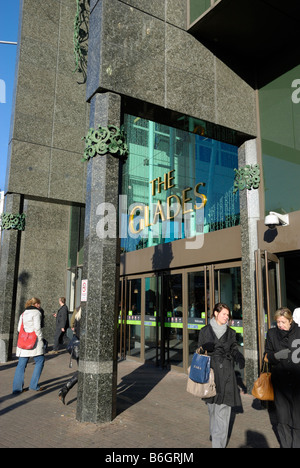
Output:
[121, 115, 239, 253]
[77, 207, 85, 266]
[259, 65, 300, 214]
[68, 206, 80, 268]
[68, 206, 85, 268]
[189, 0, 212, 25]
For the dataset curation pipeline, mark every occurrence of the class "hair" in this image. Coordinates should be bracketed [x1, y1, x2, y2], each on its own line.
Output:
[75, 305, 82, 321]
[274, 307, 293, 322]
[25, 297, 41, 309]
[211, 302, 232, 321]
[59, 297, 66, 304]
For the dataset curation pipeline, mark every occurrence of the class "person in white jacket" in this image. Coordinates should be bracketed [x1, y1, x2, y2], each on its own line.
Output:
[12, 297, 45, 394]
[293, 308, 300, 326]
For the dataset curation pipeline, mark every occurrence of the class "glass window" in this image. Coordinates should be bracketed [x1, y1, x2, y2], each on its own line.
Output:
[259, 65, 300, 214]
[214, 266, 243, 348]
[67, 206, 85, 312]
[163, 274, 183, 368]
[188, 270, 209, 366]
[145, 277, 159, 362]
[127, 279, 142, 358]
[68, 206, 85, 268]
[66, 266, 82, 314]
[189, 0, 212, 25]
[121, 114, 239, 253]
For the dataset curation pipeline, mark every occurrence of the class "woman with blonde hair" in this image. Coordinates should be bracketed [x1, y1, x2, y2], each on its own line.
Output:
[12, 297, 45, 394]
[265, 307, 300, 448]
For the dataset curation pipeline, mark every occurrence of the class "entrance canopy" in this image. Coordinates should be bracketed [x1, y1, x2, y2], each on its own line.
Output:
[188, 0, 300, 89]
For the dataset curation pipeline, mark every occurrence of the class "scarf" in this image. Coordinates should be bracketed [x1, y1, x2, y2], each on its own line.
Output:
[277, 320, 296, 347]
[210, 317, 228, 340]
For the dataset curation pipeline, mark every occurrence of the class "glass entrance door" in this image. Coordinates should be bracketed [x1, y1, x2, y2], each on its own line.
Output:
[162, 273, 183, 368]
[255, 249, 282, 367]
[119, 261, 243, 372]
[187, 268, 210, 367]
[144, 276, 160, 364]
[213, 264, 243, 348]
[119, 277, 142, 359]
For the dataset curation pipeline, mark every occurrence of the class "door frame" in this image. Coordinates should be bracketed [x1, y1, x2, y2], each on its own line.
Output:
[119, 275, 144, 361]
[255, 249, 282, 368]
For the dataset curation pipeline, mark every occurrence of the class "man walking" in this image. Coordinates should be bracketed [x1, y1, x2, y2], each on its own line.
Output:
[50, 297, 69, 353]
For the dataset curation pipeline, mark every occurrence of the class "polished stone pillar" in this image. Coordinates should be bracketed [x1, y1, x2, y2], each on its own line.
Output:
[76, 92, 121, 424]
[238, 139, 261, 391]
[0, 193, 23, 362]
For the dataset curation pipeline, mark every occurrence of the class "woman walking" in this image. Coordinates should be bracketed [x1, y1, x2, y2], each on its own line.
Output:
[12, 297, 45, 394]
[198, 302, 245, 448]
[265, 307, 300, 448]
[58, 305, 81, 405]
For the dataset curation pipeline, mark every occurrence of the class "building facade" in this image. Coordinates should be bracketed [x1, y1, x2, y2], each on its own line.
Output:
[0, 191, 4, 240]
[1, 0, 300, 423]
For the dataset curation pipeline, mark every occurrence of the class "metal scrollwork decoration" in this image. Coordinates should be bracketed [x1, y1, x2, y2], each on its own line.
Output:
[233, 164, 261, 194]
[82, 125, 129, 162]
[1, 213, 26, 231]
[73, 0, 89, 84]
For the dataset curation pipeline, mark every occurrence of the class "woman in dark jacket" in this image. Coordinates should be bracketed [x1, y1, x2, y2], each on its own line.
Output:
[51, 297, 69, 353]
[58, 306, 81, 405]
[265, 307, 300, 448]
[198, 303, 245, 448]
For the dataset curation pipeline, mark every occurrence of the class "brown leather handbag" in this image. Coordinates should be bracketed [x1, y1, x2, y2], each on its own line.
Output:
[252, 361, 274, 401]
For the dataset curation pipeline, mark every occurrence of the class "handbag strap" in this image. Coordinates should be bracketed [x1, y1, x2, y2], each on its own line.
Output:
[262, 361, 270, 374]
[20, 313, 24, 329]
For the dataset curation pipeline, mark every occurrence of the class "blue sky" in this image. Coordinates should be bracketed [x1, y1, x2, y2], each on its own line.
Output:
[0, 0, 20, 191]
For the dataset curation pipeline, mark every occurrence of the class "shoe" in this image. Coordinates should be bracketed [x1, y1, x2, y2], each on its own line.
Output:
[58, 387, 68, 405]
[48, 350, 59, 355]
[12, 388, 28, 395]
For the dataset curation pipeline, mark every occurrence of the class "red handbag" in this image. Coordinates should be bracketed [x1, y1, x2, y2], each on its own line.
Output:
[17, 314, 37, 350]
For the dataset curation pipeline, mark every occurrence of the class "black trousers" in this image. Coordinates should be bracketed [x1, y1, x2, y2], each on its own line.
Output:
[53, 328, 66, 350]
[278, 423, 300, 448]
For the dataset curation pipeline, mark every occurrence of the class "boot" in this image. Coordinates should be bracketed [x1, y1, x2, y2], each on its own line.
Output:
[58, 372, 78, 405]
[58, 386, 68, 405]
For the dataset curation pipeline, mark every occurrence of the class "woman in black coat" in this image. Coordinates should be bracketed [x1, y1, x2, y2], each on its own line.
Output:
[265, 307, 300, 448]
[51, 297, 69, 353]
[58, 306, 81, 405]
[198, 303, 245, 448]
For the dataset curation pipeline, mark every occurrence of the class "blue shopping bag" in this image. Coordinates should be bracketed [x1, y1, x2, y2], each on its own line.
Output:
[189, 352, 211, 384]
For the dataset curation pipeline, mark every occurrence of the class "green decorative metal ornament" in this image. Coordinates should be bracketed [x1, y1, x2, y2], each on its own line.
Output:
[73, 0, 89, 83]
[233, 164, 261, 194]
[1, 213, 26, 231]
[82, 125, 129, 162]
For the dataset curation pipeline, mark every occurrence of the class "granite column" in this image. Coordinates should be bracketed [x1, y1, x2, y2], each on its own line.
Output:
[0, 193, 23, 362]
[238, 139, 261, 391]
[76, 92, 122, 424]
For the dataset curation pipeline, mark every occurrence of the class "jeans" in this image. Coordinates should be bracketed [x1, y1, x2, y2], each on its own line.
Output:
[13, 355, 45, 393]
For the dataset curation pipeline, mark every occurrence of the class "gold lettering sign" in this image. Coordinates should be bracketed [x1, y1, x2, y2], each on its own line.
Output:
[129, 170, 207, 234]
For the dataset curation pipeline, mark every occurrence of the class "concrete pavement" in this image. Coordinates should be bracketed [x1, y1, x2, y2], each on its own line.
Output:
[0, 351, 279, 449]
